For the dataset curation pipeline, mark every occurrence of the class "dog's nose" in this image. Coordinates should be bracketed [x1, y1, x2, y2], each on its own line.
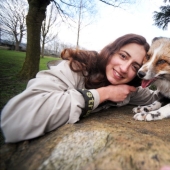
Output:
[138, 71, 146, 78]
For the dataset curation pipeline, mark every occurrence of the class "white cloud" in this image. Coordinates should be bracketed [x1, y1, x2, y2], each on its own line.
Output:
[58, 0, 170, 51]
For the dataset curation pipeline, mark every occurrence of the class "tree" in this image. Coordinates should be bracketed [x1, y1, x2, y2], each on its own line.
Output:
[164, 0, 170, 3]
[74, 0, 96, 48]
[19, 0, 51, 79]
[41, 3, 59, 58]
[19, 0, 138, 80]
[153, 0, 170, 30]
[99, 0, 135, 7]
[0, 25, 14, 45]
[0, 0, 27, 51]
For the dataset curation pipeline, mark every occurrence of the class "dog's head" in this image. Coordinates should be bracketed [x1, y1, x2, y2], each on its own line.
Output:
[137, 37, 170, 88]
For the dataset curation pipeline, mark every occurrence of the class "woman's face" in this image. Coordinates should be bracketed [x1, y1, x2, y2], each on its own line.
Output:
[106, 43, 146, 85]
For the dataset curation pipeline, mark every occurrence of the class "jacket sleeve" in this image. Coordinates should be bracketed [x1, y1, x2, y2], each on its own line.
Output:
[0, 61, 100, 143]
[129, 86, 163, 106]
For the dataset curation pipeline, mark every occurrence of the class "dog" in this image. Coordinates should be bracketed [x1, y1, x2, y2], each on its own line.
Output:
[133, 37, 170, 121]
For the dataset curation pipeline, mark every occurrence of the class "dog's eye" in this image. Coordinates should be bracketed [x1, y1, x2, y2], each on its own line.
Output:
[157, 59, 166, 65]
[146, 55, 150, 60]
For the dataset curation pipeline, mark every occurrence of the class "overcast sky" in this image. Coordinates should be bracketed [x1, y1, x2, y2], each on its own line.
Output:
[58, 0, 169, 51]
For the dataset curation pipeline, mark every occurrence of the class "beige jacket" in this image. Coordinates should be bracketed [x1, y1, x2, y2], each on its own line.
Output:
[1, 60, 161, 143]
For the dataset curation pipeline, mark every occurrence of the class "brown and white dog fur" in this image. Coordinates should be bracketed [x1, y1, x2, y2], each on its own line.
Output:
[133, 37, 170, 121]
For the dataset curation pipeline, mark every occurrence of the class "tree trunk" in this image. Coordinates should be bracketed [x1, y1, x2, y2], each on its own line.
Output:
[41, 39, 45, 58]
[76, 0, 82, 49]
[15, 42, 20, 51]
[19, 0, 50, 80]
[14, 35, 20, 51]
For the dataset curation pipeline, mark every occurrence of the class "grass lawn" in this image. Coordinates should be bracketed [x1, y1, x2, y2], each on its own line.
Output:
[0, 49, 60, 111]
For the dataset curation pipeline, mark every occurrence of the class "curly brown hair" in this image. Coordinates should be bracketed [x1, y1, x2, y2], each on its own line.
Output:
[61, 34, 150, 89]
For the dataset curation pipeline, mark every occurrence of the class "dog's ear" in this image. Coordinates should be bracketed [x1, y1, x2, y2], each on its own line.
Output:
[152, 37, 170, 43]
[152, 37, 163, 43]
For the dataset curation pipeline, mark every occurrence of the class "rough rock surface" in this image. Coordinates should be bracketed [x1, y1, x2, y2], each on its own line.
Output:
[0, 105, 170, 170]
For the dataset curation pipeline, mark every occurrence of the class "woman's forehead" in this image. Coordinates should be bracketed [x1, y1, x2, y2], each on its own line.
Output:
[120, 43, 146, 63]
[121, 44, 145, 55]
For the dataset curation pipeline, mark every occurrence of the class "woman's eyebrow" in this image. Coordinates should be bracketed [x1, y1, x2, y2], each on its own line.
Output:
[120, 50, 142, 67]
[120, 50, 131, 57]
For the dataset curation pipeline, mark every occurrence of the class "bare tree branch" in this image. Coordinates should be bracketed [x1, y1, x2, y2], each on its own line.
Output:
[0, 0, 27, 50]
[41, 3, 60, 58]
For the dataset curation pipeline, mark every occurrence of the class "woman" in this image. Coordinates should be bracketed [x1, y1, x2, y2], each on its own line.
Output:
[1, 34, 162, 143]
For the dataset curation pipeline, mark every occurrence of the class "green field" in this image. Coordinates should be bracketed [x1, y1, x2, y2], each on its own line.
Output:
[0, 49, 60, 111]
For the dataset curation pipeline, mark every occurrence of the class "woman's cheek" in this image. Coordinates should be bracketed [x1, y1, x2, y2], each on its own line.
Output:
[128, 70, 137, 81]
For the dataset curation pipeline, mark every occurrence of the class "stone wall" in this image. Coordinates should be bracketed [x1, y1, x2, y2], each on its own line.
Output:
[1, 105, 170, 170]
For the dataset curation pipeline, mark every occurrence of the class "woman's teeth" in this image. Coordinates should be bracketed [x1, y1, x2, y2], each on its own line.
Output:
[115, 71, 123, 78]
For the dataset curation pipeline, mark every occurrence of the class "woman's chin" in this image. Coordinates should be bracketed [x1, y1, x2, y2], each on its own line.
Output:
[108, 78, 122, 85]
[108, 77, 129, 85]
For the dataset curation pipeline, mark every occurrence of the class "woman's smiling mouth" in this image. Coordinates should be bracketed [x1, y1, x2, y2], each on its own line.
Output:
[113, 69, 124, 79]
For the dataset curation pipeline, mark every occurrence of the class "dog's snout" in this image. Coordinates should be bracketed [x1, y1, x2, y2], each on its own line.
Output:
[138, 71, 146, 78]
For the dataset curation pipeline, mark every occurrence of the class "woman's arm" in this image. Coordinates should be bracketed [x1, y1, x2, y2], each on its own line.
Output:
[1, 61, 100, 143]
[96, 85, 136, 103]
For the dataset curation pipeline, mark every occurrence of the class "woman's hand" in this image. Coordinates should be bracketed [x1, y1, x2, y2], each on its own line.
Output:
[97, 84, 136, 103]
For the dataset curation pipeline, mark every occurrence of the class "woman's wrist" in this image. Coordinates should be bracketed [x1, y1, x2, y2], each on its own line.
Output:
[96, 87, 110, 104]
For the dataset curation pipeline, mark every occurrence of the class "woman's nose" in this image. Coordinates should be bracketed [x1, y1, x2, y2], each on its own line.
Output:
[120, 63, 129, 73]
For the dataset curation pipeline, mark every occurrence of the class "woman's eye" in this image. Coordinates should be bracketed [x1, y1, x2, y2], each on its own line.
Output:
[119, 53, 126, 59]
[132, 65, 140, 72]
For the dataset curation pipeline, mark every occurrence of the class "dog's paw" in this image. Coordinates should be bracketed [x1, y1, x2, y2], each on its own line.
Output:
[133, 111, 162, 121]
[133, 101, 162, 114]
[132, 106, 152, 114]
[133, 104, 170, 121]
[145, 111, 162, 121]
[132, 106, 141, 113]
[133, 112, 147, 121]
